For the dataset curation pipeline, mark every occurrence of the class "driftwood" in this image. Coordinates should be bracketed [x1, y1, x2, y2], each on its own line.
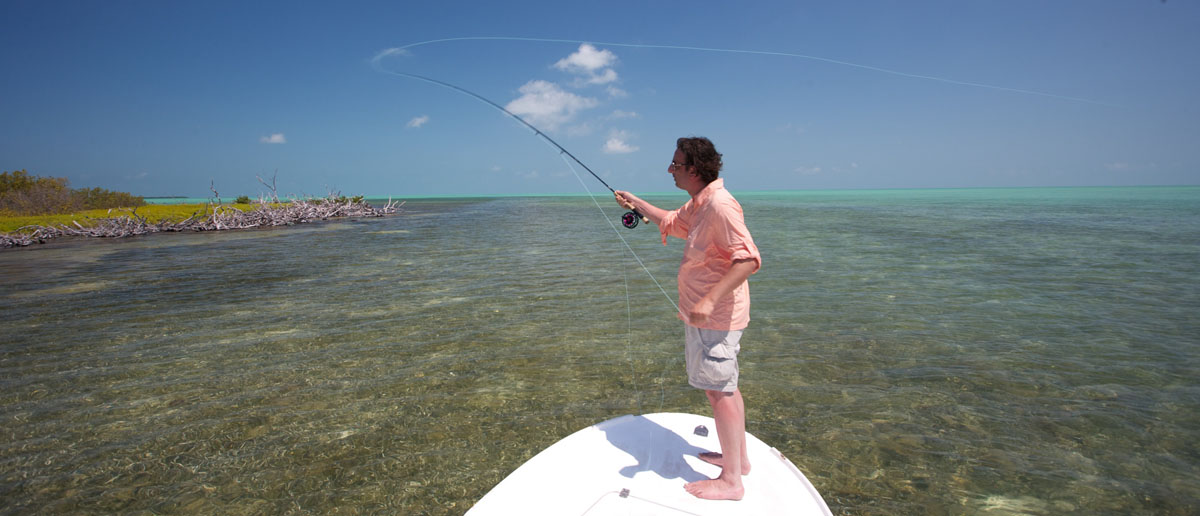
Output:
[1, 195, 403, 248]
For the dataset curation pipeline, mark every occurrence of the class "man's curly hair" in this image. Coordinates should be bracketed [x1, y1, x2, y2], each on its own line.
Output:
[676, 137, 723, 184]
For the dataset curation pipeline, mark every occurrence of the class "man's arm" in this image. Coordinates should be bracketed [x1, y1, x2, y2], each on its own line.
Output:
[687, 258, 759, 325]
[614, 191, 669, 226]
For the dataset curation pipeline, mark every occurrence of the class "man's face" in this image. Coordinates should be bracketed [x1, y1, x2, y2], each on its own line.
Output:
[669, 149, 692, 190]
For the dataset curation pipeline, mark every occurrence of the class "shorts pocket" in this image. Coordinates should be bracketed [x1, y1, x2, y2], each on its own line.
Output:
[703, 340, 737, 360]
[696, 351, 737, 388]
[697, 328, 739, 360]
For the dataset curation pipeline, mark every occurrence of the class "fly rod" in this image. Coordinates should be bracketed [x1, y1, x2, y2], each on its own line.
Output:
[388, 70, 648, 228]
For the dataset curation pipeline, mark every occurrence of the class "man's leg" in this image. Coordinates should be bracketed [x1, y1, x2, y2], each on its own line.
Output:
[684, 388, 746, 500]
[697, 388, 751, 474]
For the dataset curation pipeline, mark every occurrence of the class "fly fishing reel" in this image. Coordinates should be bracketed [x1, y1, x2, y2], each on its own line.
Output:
[622, 211, 640, 229]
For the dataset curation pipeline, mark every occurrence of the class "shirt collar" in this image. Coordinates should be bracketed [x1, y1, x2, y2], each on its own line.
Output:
[692, 177, 724, 206]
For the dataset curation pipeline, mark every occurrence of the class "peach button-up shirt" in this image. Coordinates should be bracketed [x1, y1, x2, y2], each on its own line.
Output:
[657, 178, 761, 331]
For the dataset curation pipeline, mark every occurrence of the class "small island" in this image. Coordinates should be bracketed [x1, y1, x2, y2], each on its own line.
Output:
[1, 170, 402, 248]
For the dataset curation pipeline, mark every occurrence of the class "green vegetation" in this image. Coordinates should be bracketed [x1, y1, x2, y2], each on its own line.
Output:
[1, 170, 387, 242]
[0, 203, 265, 234]
[313, 194, 366, 205]
[1, 169, 145, 216]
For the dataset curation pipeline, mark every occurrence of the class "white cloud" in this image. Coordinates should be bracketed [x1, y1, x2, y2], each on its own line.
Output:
[407, 115, 430, 128]
[795, 166, 822, 175]
[606, 85, 628, 98]
[588, 68, 619, 85]
[505, 80, 598, 131]
[555, 43, 617, 74]
[604, 139, 637, 154]
[554, 44, 620, 86]
[603, 130, 638, 154]
[607, 110, 638, 120]
[260, 133, 286, 144]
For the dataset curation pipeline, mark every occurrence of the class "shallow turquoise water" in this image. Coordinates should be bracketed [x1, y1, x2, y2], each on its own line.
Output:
[2, 186, 1198, 514]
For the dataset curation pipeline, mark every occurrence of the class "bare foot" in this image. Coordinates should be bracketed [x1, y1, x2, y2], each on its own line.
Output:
[698, 452, 752, 475]
[684, 476, 744, 500]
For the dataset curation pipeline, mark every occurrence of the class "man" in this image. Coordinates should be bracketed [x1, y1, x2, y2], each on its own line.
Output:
[614, 136, 761, 501]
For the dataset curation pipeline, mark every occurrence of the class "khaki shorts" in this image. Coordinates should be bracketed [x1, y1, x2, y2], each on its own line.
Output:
[684, 325, 742, 392]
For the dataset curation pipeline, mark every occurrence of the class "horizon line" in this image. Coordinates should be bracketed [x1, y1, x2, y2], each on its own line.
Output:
[141, 184, 1199, 202]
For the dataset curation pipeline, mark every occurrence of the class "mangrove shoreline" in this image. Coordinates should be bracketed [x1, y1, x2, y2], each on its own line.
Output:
[1, 196, 403, 248]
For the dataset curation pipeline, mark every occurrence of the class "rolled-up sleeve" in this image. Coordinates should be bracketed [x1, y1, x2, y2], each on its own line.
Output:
[716, 199, 761, 273]
[658, 207, 690, 245]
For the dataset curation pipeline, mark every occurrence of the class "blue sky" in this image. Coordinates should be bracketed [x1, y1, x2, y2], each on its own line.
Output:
[2, 1, 1197, 198]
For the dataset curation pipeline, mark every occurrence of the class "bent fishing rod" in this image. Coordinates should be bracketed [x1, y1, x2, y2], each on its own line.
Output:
[386, 71, 648, 229]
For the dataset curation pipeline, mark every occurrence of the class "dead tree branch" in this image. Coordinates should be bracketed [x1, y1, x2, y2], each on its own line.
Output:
[2, 193, 403, 248]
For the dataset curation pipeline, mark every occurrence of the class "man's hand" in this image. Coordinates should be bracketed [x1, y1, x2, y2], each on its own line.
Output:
[613, 190, 666, 228]
[614, 191, 635, 210]
[687, 259, 759, 326]
[688, 296, 716, 325]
